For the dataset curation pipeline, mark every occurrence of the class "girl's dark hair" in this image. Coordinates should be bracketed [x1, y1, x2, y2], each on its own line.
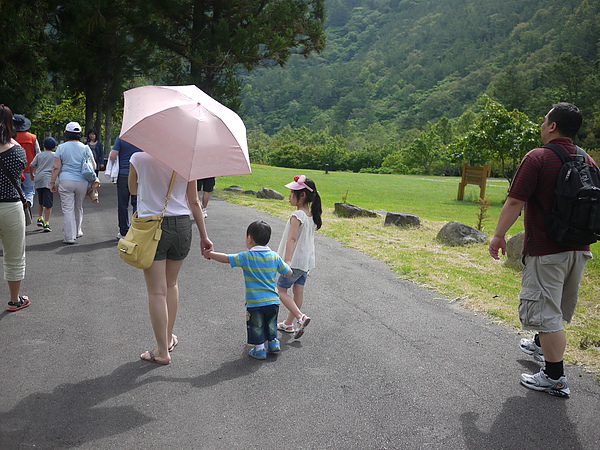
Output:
[87, 129, 97, 139]
[291, 177, 322, 229]
[247, 220, 271, 246]
[0, 104, 14, 144]
[64, 130, 82, 141]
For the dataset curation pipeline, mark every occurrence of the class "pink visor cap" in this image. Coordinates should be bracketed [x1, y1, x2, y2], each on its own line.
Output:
[285, 175, 313, 192]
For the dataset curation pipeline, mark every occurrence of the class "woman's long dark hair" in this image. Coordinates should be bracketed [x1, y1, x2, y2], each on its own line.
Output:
[0, 105, 14, 144]
[292, 177, 322, 229]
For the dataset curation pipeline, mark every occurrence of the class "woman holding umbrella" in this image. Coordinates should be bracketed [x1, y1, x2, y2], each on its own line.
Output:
[129, 151, 213, 365]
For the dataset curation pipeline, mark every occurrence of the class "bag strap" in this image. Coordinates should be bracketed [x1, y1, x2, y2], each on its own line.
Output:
[0, 156, 28, 205]
[160, 171, 177, 218]
[542, 143, 587, 164]
[533, 143, 589, 220]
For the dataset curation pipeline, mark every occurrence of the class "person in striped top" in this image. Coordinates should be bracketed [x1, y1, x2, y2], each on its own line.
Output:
[205, 220, 292, 360]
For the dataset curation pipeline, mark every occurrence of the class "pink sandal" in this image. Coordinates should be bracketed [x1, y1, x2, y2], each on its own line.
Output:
[6, 296, 30, 312]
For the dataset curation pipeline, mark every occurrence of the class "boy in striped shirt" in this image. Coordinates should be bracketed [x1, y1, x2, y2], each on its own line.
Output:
[204, 220, 292, 359]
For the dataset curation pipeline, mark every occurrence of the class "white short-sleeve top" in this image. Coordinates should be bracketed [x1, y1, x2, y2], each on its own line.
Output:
[129, 152, 190, 218]
[277, 209, 315, 272]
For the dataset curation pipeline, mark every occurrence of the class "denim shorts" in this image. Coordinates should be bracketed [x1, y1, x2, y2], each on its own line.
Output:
[246, 304, 279, 345]
[277, 268, 308, 289]
[155, 215, 192, 261]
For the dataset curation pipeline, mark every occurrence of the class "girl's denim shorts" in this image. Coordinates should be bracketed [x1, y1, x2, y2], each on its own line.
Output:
[277, 268, 308, 289]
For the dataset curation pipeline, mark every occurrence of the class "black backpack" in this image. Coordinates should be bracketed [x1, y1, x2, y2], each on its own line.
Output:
[534, 143, 600, 246]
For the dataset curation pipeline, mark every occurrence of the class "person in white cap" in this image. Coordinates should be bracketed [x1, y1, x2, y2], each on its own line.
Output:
[50, 122, 96, 244]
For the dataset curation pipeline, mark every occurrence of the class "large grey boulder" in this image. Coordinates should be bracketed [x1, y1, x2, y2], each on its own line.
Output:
[384, 212, 420, 228]
[334, 203, 378, 218]
[224, 185, 244, 193]
[256, 187, 285, 200]
[436, 221, 488, 246]
[505, 231, 525, 271]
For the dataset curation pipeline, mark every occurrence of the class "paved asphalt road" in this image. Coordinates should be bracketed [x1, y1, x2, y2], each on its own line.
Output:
[1, 179, 599, 449]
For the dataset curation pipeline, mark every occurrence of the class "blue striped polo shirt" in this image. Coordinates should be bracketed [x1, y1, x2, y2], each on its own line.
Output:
[228, 246, 290, 308]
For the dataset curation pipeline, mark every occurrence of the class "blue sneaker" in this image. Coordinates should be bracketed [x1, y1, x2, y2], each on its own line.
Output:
[249, 347, 267, 360]
[267, 339, 281, 353]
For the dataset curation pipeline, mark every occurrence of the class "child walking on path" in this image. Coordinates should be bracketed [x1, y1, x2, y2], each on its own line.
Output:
[276, 175, 322, 339]
[204, 221, 292, 360]
[30, 137, 56, 232]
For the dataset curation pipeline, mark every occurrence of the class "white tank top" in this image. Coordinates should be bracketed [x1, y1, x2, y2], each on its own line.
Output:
[129, 152, 190, 218]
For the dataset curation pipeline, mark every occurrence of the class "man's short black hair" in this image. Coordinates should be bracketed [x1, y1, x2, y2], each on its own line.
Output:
[548, 102, 583, 138]
[247, 220, 271, 246]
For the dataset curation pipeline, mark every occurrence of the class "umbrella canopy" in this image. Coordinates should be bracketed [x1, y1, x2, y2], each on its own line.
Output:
[119, 85, 251, 181]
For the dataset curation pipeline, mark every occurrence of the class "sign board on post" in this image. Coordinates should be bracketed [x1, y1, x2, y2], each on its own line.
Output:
[457, 163, 491, 201]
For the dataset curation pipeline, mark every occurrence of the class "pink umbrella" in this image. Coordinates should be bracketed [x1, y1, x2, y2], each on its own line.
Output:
[119, 85, 251, 181]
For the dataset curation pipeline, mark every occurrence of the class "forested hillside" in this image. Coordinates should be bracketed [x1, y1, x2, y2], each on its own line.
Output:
[240, 0, 600, 146]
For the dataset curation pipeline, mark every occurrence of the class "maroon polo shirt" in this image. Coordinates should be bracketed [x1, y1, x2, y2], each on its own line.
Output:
[508, 137, 598, 256]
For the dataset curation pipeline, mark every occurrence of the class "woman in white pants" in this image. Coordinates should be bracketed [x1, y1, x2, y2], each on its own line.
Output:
[50, 122, 95, 244]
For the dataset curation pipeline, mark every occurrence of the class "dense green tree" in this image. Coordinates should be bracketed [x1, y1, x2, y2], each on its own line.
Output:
[131, 0, 326, 108]
[240, 0, 600, 146]
[46, 0, 153, 144]
[450, 96, 539, 182]
[0, 0, 51, 119]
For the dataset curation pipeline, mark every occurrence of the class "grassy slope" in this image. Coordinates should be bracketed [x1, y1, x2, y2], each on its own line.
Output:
[216, 165, 600, 376]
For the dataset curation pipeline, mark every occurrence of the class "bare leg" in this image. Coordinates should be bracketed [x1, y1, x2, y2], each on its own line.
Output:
[202, 190, 210, 209]
[284, 283, 305, 324]
[37, 204, 43, 218]
[43, 207, 52, 224]
[142, 260, 171, 363]
[7, 280, 22, 304]
[278, 285, 303, 323]
[165, 259, 185, 345]
[539, 330, 566, 363]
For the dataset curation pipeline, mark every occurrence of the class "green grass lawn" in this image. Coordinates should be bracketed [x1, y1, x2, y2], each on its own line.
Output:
[218, 165, 515, 232]
[216, 165, 600, 376]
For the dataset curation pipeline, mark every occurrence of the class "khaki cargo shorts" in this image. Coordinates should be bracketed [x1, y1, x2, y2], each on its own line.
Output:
[519, 250, 592, 332]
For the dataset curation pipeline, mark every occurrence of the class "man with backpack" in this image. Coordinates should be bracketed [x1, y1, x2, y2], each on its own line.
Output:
[489, 102, 597, 398]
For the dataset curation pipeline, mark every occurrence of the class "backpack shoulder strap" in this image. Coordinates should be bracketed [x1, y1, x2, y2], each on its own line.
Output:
[541, 143, 571, 163]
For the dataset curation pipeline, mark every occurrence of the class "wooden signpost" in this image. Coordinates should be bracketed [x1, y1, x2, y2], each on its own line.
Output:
[457, 163, 491, 201]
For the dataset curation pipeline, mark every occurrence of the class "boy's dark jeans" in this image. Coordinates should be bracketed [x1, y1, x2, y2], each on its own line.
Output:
[247, 304, 279, 345]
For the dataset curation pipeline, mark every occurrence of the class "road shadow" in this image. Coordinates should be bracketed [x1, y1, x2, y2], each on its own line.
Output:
[25, 238, 117, 253]
[152, 353, 262, 389]
[460, 359, 582, 449]
[0, 362, 157, 448]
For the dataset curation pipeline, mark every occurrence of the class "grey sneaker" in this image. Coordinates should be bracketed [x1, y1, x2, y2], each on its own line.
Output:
[520, 337, 544, 362]
[520, 369, 570, 397]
